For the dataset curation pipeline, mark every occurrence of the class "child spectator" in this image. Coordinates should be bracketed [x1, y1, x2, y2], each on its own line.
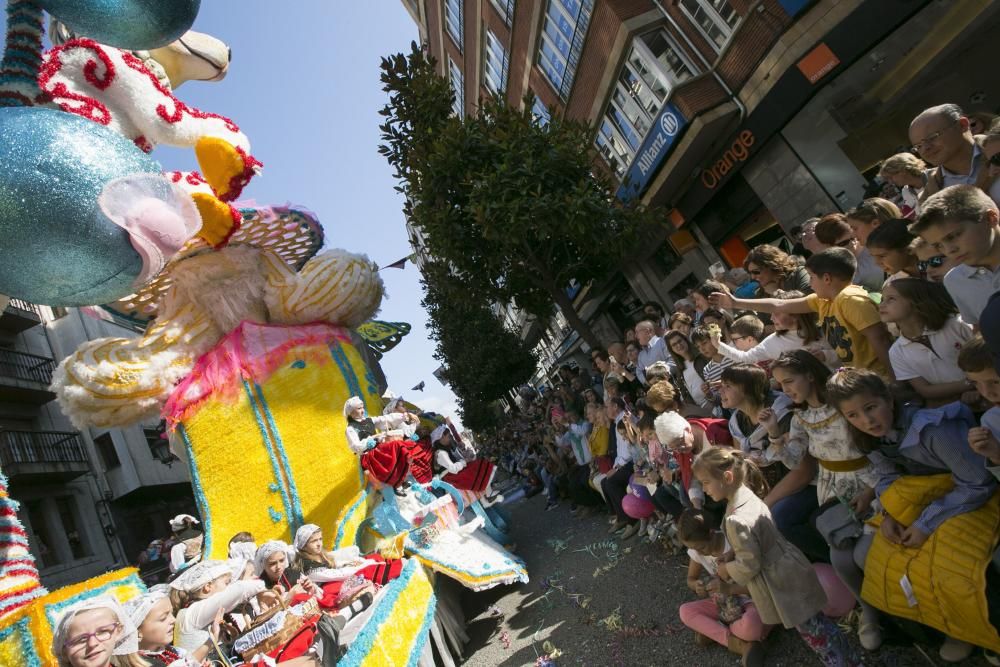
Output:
[910, 184, 1000, 326]
[668, 311, 694, 337]
[826, 367, 997, 661]
[712, 291, 837, 369]
[881, 278, 974, 406]
[692, 448, 861, 666]
[880, 153, 927, 218]
[958, 336, 1000, 479]
[711, 248, 894, 378]
[865, 218, 920, 284]
[676, 508, 765, 665]
[815, 213, 886, 292]
[700, 308, 734, 343]
[691, 326, 734, 415]
[691, 280, 728, 322]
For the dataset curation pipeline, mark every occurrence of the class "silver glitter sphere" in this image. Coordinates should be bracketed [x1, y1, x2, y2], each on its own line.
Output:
[0, 106, 164, 306]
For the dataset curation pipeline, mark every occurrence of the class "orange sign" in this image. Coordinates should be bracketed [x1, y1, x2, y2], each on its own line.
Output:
[797, 43, 840, 84]
[668, 229, 697, 254]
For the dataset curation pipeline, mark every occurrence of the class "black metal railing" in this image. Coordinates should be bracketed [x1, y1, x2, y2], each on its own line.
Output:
[0, 349, 55, 385]
[0, 430, 87, 467]
[5, 298, 41, 318]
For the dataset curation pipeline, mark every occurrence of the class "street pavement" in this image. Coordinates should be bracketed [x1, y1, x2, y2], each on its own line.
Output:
[458, 492, 990, 666]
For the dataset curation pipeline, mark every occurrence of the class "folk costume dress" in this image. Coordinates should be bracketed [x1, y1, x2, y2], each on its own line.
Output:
[292, 526, 404, 607]
[431, 425, 496, 493]
[344, 396, 412, 488]
[383, 398, 434, 484]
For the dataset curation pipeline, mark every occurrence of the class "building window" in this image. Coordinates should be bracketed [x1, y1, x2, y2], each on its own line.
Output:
[490, 0, 514, 26]
[483, 29, 510, 96]
[594, 29, 695, 177]
[537, 0, 595, 100]
[448, 57, 465, 116]
[57, 496, 91, 559]
[444, 0, 464, 50]
[679, 0, 740, 52]
[531, 96, 551, 127]
[94, 432, 120, 470]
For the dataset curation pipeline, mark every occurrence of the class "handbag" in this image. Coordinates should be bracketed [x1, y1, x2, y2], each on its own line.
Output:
[815, 500, 863, 549]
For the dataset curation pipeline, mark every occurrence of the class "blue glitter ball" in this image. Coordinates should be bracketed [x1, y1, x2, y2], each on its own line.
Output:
[36, 0, 201, 49]
[0, 107, 162, 306]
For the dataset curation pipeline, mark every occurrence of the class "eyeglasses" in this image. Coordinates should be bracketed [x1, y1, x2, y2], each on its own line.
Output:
[65, 623, 121, 650]
[833, 237, 855, 248]
[747, 268, 762, 276]
[910, 120, 958, 153]
[917, 255, 946, 273]
[729, 334, 748, 344]
[988, 153, 1000, 168]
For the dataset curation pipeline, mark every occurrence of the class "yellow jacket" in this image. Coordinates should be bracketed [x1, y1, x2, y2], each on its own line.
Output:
[863, 474, 1000, 651]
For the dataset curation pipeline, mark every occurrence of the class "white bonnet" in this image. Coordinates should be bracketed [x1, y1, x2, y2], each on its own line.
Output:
[52, 594, 138, 659]
[253, 540, 291, 576]
[168, 560, 231, 592]
[122, 589, 169, 628]
[430, 425, 448, 444]
[293, 524, 321, 551]
[169, 514, 199, 531]
[343, 396, 365, 417]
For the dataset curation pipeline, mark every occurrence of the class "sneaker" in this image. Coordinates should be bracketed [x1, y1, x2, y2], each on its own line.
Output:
[940, 637, 975, 663]
[858, 620, 882, 651]
[608, 518, 628, 534]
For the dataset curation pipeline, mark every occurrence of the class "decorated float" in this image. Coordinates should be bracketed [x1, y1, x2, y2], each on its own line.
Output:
[0, 1, 525, 664]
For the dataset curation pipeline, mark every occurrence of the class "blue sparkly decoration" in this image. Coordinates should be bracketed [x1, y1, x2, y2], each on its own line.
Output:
[268, 483, 280, 492]
[268, 507, 283, 523]
[0, 106, 162, 305]
[35, 0, 201, 49]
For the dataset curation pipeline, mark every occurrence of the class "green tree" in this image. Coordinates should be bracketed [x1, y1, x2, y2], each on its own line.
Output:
[420, 261, 536, 431]
[379, 43, 661, 349]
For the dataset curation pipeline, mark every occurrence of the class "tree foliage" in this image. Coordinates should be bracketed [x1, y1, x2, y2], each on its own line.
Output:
[379, 43, 662, 348]
[420, 262, 537, 431]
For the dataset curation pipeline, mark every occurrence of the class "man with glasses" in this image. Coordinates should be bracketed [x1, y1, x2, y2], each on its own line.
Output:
[909, 103, 1000, 206]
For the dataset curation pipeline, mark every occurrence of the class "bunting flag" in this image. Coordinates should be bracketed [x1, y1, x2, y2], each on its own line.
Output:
[356, 321, 412, 360]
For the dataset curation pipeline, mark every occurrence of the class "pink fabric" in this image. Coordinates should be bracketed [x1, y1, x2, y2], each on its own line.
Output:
[679, 598, 768, 646]
[163, 321, 353, 428]
[815, 563, 855, 618]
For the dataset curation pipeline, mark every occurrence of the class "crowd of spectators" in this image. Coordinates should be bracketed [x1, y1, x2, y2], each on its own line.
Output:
[478, 103, 1000, 666]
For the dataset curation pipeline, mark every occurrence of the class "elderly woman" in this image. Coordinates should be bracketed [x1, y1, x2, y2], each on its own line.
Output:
[344, 395, 421, 493]
[52, 596, 137, 667]
[742, 244, 811, 297]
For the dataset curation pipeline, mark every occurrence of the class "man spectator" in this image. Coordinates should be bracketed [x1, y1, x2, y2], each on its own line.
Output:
[800, 218, 824, 257]
[672, 298, 697, 319]
[634, 320, 675, 386]
[909, 103, 1000, 205]
[643, 301, 668, 335]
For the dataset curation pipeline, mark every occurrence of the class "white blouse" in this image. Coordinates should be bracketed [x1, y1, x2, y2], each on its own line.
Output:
[345, 413, 409, 454]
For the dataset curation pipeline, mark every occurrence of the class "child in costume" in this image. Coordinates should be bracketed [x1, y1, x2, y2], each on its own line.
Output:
[293, 524, 404, 594]
[431, 423, 500, 497]
[52, 596, 137, 667]
[693, 447, 861, 666]
[383, 396, 434, 484]
[167, 514, 203, 574]
[344, 396, 420, 493]
[118, 588, 202, 666]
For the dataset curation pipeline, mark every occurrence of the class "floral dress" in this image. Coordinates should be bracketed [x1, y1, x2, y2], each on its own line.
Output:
[784, 404, 881, 505]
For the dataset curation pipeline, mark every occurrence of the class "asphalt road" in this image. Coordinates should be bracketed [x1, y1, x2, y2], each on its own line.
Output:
[458, 492, 989, 667]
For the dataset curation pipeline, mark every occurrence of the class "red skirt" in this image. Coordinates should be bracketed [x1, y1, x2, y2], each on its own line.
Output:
[361, 439, 410, 487]
[402, 438, 434, 484]
[442, 459, 495, 492]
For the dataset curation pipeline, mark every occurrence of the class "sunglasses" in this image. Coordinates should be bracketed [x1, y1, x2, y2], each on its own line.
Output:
[917, 255, 946, 272]
[989, 153, 1000, 168]
[833, 238, 855, 248]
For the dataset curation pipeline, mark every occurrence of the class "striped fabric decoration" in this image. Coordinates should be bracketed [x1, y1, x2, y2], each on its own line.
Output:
[0, 471, 45, 620]
[0, 0, 44, 107]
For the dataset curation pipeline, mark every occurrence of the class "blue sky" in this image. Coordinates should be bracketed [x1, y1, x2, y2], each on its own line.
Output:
[9, 2, 462, 424]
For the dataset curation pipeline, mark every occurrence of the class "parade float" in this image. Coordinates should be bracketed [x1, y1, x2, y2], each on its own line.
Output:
[0, 0, 525, 664]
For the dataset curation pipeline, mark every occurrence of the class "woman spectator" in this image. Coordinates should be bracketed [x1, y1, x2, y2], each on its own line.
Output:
[844, 198, 902, 246]
[666, 330, 711, 415]
[723, 268, 760, 299]
[743, 245, 811, 297]
[668, 311, 694, 337]
[879, 153, 928, 218]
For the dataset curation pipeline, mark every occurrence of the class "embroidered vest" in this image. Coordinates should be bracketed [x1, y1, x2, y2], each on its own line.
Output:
[349, 417, 377, 440]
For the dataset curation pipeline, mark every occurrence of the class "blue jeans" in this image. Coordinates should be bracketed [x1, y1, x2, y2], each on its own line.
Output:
[771, 485, 827, 562]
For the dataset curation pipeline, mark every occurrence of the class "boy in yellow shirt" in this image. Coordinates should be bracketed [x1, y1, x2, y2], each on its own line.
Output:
[711, 248, 894, 378]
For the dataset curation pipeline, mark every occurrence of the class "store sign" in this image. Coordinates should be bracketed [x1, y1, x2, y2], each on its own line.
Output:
[700, 130, 755, 189]
[617, 103, 687, 202]
[797, 43, 840, 84]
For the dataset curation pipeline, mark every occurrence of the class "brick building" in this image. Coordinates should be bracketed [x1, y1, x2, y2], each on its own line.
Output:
[401, 0, 1000, 383]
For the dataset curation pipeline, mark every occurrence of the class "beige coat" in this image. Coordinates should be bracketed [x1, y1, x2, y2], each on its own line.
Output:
[723, 485, 827, 628]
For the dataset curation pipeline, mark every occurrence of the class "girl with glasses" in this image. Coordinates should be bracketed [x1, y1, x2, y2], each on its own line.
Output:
[53, 596, 136, 667]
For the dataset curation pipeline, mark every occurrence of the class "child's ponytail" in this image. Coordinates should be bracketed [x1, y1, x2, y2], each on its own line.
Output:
[692, 447, 770, 498]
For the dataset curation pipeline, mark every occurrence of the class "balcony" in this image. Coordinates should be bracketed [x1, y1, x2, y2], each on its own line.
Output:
[0, 349, 56, 403]
[0, 430, 89, 482]
[0, 298, 42, 334]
